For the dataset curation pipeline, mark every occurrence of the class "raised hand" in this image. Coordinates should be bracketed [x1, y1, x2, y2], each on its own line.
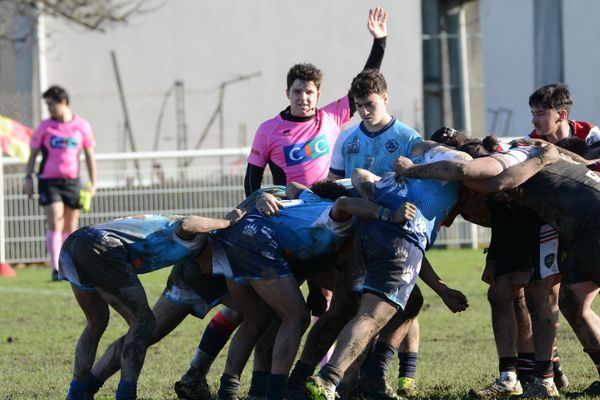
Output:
[368, 7, 388, 39]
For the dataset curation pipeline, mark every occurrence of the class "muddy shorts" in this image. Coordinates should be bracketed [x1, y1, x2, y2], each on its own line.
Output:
[59, 226, 137, 292]
[558, 231, 600, 285]
[162, 260, 229, 318]
[352, 221, 423, 309]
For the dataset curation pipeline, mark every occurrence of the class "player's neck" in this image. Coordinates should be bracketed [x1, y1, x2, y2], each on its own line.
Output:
[363, 114, 392, 133]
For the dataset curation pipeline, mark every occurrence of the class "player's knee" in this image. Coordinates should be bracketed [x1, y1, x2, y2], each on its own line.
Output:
[135, 311, 157, 340]
[558, 287, 583, 320]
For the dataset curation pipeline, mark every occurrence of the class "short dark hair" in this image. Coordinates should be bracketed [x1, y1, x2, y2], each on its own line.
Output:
[456, 136, 500, 159]
[310, 180, 351, 201]
[528, 83, 572, 113]
[349, 69, 387, 99]
[287, 63, 323, 90]
[43, 85, 70, 105]
[430, 127, 470, 147]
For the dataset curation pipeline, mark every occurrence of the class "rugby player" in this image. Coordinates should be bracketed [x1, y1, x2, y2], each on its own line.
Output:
[212, 180, 417, 400]
[59, 212, 244, 400]
[394, 140, 600, 397]
[305, 145, 472, 400]
[290, 68, 424, 400]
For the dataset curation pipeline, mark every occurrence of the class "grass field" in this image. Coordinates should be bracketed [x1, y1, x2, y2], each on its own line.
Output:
[1, 249, 599, 399]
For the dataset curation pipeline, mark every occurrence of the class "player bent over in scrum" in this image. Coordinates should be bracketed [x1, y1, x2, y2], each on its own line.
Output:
[305, 149, 471, 400]
[59, 212, 244, 400]
[211, 180, 416, 400]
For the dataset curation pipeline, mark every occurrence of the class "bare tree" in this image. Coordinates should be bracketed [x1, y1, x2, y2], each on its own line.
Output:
[0, 0, 159, 43]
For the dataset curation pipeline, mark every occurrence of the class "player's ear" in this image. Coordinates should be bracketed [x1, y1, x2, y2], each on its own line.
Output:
[557, 108, 568, 122]
[382, 92, 389, 105]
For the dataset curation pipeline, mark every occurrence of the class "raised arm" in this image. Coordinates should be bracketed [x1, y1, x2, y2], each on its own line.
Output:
[349, 8, 388, 114]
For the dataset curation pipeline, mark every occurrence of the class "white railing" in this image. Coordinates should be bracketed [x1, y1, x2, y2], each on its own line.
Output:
[0, 148, 489, 264]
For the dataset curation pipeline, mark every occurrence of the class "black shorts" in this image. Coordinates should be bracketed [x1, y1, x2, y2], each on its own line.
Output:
[59, 227, 138, 291]
[486, 200, 541, 278]
[38, 178, 82, 208]
[558, 231, 600, 285]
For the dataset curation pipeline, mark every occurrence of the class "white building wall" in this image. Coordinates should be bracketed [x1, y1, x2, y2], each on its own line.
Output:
[41, 0, 423, 154]
[563, 0, 600, 127]
[480, 0, 600, 137]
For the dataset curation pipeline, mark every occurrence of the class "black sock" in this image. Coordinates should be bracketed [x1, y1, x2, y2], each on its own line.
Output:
[552, 348, 564, 375]
[366, 341, 396, 381]
[398, 352, 418, 379]
[319, 364, 344, 388]
[218, 374, 241, 399]
[288, 360, 315, 388]
[535, 360, 554, 380]
[266, 373, 287, 400]
[517, 352, 535, 381]
[248, 370, 269, 397]
[499, 356, 518, 374]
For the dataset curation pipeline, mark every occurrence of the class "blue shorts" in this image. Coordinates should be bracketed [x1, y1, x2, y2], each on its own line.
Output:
[59, 227, 138, 292]
[163, 260, 229, 318]
[211, 219, 291, 285]
[353, 221, 424, 309]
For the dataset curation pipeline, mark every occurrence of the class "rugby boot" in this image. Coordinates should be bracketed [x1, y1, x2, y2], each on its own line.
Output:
[174, 375, 212, 400]
[305, 375, 338, 400]
[396, 377, 417, 398]
[582, 380, 600, 396]
[552, 367, 569, 390]
[357, 374, 400, 400]
[468, 377, 523, 399]
[518, 378, 559, 398]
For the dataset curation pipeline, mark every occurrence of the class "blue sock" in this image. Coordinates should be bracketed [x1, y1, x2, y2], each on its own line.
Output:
[87, 373, 103, 395]
[116, 380, 137, 400]
[366, 341, 395, 381]
[66, 380, 87, 400]
[266, 373, 287, 400]
[398, 352, 418, 379]
[248, 370, 269, 397]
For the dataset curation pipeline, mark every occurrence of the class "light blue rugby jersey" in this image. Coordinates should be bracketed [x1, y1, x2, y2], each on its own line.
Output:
[242, 190, 353, 259]
[92, 215, 207, 274]
[330, 118, 423, 178]
[372, 172, 460, 251]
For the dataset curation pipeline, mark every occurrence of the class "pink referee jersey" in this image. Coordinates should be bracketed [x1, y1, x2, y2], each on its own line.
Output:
[30, 115, 95, 179]
[247, 96, 351, 186]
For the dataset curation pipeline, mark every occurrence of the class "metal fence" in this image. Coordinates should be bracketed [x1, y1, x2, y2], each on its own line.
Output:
[1, 148, 489, 264]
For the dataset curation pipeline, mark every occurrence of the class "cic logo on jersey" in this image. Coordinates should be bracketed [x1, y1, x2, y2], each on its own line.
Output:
[284, 135, 330, 166]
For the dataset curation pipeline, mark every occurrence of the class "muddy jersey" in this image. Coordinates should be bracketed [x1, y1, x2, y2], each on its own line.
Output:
[511, 159, 600, 240]
[213, 189, 353, 260]
[370, 172, 460, 251]
[330, 118, 422, 178]
[91, 215, 208, 273]
[30, 115, 95, 179]
[247, 97, 351, 186]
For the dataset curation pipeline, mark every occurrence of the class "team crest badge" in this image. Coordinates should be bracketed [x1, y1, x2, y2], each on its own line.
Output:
[385, 139, 399, 153]
[347, 137, 360, 154]
[544, 254, 555, 269]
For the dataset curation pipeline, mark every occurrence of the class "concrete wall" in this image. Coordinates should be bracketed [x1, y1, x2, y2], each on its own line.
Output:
[480, 0, 600, 137]
[40, 0, 423, 154]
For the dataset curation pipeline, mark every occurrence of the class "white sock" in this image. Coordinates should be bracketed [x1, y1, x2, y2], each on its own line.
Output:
[500, 371, 517, 384]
